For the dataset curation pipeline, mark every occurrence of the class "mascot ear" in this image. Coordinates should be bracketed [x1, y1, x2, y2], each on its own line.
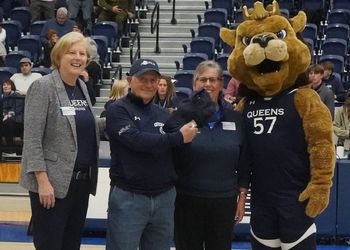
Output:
[220, 27, 236, 48]
[289, 11, 307, 33]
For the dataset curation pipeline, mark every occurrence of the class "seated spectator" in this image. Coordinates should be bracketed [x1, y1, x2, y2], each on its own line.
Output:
[321, 61, 346, 103]
[0, 79, 24, 146]
[102, 79, 129, 117]
[40, 7, 75, 45]
[97, 0, 135, 36]
[73, 23, 102, 97]
[79, 70, 96, 105]
[0, 24, 6, 66]
[41, 29, 59, 68]
[307, 64, 335, 119]
[68, 0, 94, 35]
[153, 75, 179, 113]
[224, 76, 241, 105]
[334, 91, 350, 149]
[30, 0, 55, 22]
[10, 58, 42, 95]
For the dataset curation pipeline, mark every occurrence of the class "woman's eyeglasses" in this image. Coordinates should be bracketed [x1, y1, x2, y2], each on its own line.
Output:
[196, 77, 222, 84]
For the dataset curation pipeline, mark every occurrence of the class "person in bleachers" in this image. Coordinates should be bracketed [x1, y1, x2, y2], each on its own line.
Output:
[10, 58, 42, 96]
[20, 31, 100, 250]
[0, 24, 6, 67]
[40, 7, 75, 45]
[0, 79, 24, 146]
[103, 78, 129, 114]
[73, 23, 102, 99]
[41, 29, 59, 68]
[153, 74, 179, 113]
[97, 0, 135, 36]
[321, 60, 346, 103]
[30, 0, 55, 22]
[307, 64, 335, 119]
[0, 0, 28, 19]
[68, 0, 94, 36]
[333, 91, 350, 149]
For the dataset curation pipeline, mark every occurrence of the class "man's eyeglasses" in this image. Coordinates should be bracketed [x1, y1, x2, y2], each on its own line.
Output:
[196, 77, 222, 84]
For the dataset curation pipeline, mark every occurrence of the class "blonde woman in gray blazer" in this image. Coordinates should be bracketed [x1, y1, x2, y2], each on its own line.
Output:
[20, 32, 99, 250]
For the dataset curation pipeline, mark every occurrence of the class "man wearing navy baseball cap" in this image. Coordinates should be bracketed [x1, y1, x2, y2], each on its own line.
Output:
[105, 58, 198, 250]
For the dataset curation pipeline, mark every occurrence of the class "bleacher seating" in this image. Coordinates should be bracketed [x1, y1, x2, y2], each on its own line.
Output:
[182, 53, 208, 71]
[93, 21, 120, 50]
[17, 35, 42, 64]
[5, 51, 31, 70]
[185, 37, 216, 60]
[31, 67, 52, 76]
[327, 9, 350, 25]
[1, 20, 22, 51]
[29, 20, 47, 36]
[10, 7, 31, 34]
[174, 70, 194, 89]
[203, 8, 227, 27]
[0, 67, 17, 84]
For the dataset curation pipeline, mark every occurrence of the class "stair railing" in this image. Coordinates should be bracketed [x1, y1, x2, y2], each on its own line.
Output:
[168, 0, 177, 24]
[150, 2, 161, 53]
[129, 29, 141, 64]
[111, 64, 123, 84]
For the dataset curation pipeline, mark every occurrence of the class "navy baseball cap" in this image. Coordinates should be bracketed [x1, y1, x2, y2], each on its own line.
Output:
[127, 58, 160, 76]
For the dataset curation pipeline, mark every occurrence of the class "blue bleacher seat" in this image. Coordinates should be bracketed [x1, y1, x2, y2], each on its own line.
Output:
[325, 23, 350, 40]
[212, 0, 233, 22]
[222, 41, 233, 54]
[10, 7, 31, 34]
[182, 53, 208, 71]
[29, 20, 47, 36]
[321, 38, 347, 58]
[216, 53, 229, 71]
[223, 70, 231, 89]
[5, 51, 31, 70]
[189, 37, 216, 60]
[280, 8, 290, 18]
[174, 70, 194, 89]
[234, 9, 243, 24]
[0, 67, 18, 84]
[175, 87, 192, 102]
[328, 9, 350, 25]
[91, 35, 109, 66]
[17, 35, 42, 64]
[302, 23, 318, 43]
[1, 20, 22, 51]
[93, 21, 119, 49]
[204, 8, 227, 27]
[333, 0, 350, 10]
[197, 22, 222, 50]
[31, 67, 52, 76]
[319, 54, 345, 74]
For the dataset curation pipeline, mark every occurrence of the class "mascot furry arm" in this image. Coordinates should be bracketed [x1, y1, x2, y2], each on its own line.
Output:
[221, 1, 335, 218]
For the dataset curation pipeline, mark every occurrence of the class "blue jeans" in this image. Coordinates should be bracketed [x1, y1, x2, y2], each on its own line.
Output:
[106, 186, 176, 250]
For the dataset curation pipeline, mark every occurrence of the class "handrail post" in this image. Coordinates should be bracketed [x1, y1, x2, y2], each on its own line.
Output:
[170, 0, 177, 24]
[155, 5, 161, 53]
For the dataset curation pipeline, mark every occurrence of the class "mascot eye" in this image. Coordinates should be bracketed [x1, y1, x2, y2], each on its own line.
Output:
[242, 36, 251, 46]
[276, 30, 287, 39]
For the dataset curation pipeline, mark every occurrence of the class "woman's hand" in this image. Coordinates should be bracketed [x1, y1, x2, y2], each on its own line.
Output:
[235, 192, 247, 224]
[35, 171, 55, 209]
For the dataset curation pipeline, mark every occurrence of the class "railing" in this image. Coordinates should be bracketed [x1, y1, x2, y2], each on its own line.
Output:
[129, 29, 141, 64]
[168, 0, 177, 24]
[150, 2, 161, 53]
[111, 64, 123, 84]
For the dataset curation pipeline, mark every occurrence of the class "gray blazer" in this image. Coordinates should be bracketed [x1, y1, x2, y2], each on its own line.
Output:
[20, 69, 99, 199]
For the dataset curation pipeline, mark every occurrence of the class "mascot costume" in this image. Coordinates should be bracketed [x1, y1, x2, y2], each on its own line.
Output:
[220, 1, 335, 249]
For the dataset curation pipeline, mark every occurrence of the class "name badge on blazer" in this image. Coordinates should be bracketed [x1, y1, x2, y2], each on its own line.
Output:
[60, 106, 76, 116]
[222, 121, 236, 131]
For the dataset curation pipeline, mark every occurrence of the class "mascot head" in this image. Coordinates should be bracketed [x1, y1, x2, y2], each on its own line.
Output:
[220, 1, 311, 97]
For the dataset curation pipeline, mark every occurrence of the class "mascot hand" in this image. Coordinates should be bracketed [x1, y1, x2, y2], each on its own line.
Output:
[299, 183, 330, 218]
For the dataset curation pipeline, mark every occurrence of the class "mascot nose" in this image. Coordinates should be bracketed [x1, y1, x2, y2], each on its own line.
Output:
[252, 34, 274, 48]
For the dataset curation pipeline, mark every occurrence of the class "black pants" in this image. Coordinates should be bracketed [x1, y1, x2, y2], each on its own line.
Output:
[174, 193, 236, 250]
[29, 178, 90, 250]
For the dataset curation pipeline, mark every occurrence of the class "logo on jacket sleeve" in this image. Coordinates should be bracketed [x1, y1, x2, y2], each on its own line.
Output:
[154, 122, 165, 134]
